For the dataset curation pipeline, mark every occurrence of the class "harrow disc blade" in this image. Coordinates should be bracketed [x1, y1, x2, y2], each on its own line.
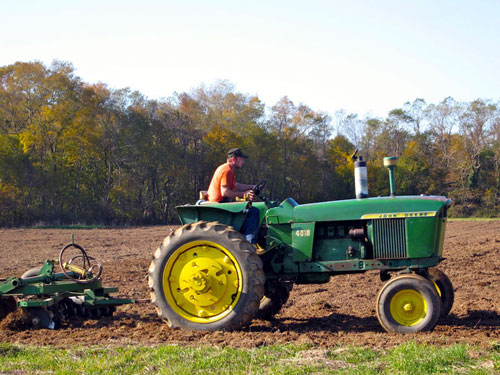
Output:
[24, 307, 56, 329]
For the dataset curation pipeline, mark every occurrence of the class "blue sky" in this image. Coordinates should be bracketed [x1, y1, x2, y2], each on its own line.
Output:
[2, 0, 499, 117]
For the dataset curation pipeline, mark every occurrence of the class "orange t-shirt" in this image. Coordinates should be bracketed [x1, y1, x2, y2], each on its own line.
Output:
[207, 163, 236, 202]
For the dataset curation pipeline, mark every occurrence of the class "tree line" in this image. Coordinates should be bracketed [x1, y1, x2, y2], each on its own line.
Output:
[1, 61, 499, 226]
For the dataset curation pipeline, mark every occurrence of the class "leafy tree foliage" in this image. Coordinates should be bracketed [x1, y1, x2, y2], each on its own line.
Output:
[1, 61, 499, 225]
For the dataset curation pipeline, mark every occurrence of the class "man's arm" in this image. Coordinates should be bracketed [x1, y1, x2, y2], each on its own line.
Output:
[234, 182, 256, 191]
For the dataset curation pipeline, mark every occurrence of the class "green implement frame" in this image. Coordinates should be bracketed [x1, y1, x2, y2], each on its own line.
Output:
[0, 258, 136, 328]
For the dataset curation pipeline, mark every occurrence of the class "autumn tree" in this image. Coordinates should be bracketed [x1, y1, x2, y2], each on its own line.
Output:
[2, 60, 500, 225]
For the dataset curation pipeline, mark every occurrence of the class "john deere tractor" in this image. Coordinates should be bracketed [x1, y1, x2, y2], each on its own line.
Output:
[148, 155, 453, 333]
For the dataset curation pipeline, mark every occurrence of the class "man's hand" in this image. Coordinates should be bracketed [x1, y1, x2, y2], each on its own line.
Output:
[245, 190, 257, 201]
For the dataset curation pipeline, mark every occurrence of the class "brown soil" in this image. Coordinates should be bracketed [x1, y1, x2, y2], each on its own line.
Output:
[0, 221, 498, 348]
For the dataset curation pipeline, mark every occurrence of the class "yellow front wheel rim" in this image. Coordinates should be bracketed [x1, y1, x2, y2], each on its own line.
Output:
[390, 289, 427, 326]
[162, 240, 243, 323]
[432, 281, 442, 297]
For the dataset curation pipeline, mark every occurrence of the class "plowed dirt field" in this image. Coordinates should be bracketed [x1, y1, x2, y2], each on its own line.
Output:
[0, 221, 498, 348]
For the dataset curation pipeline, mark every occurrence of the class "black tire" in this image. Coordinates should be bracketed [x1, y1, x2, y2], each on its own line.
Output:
[256, 281, 293, 320]
[376, 274, 442, 333]
[148, 221, 265, 331]
[426, 268, 454, 318]
[21, 267, 42, 278]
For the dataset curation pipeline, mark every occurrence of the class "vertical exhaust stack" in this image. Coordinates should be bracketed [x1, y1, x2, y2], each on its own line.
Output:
[352, 150, 368, 199]
[384, 156, 398, 197]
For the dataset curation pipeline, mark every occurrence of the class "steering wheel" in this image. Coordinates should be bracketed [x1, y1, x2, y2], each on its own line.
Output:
[252, 179, 267, 196]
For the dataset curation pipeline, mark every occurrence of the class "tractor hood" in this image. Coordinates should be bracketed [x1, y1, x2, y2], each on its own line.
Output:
[291, 195, 451, 223]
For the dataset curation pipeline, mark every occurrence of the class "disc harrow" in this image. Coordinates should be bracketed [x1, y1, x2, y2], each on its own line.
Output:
[0, 242, 135, 329]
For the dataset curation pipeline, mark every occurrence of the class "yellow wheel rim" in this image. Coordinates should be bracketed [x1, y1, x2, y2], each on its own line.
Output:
[389, 289, 427, 326]
[162, 240, 243, 323]
[432, 281, 442, 297]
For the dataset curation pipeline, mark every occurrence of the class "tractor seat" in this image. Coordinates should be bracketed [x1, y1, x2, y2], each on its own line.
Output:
[199, 190, 208, 200]
[196, 190, 209, 205]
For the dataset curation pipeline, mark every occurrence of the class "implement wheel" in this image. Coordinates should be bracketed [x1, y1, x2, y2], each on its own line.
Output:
[21, 267, 42, 278]
[376, 274, 441, 333]
[426, 268, 454, 317]
[148, 221, 265, 331]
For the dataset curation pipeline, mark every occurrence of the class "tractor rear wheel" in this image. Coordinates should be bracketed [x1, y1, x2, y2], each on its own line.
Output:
[376, 274, 441, 333]
[257, 281, 293, 320]
[148, 221, 265, 331]
[426, 268, 454, 317]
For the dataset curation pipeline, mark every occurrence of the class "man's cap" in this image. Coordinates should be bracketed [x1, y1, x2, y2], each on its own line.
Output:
[227, 148, 248, 158]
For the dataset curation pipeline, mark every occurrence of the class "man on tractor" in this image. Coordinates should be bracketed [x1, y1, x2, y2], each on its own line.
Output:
[207, 148, 261, 244]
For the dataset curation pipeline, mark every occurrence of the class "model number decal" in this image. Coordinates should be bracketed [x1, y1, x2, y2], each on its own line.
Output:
[295, 229, 311, 237]
[361, 211, 437, 219]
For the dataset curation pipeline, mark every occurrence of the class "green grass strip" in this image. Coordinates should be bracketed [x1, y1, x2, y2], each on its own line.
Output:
[0, 341, 498, 375]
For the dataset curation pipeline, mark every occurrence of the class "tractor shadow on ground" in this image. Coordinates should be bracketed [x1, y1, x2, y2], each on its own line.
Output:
[55, 310, 500, 333]
[251, 313, 384, 334]
[441, 310, 500, 328]
[250, 310, 500, 334]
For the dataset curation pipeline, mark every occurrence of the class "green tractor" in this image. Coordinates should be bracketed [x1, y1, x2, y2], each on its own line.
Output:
[148, 155, 453, 333]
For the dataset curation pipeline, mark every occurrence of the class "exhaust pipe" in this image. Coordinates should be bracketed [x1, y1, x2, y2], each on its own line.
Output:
[352, 150, 368, 199]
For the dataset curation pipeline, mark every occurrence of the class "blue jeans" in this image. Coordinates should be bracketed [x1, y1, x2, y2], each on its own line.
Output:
[240, 206, 260, 244]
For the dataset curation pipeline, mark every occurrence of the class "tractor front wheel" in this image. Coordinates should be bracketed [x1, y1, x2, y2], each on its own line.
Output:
[426, 268, 454, 318]
[148, 221, 265, 331]
[376, 274, 441, 333]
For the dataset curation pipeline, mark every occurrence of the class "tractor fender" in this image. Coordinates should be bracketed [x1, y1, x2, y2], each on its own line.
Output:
[176, 202, 268, 231]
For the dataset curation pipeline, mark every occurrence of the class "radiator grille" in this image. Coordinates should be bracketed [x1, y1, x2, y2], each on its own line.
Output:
[372, 219, 407, 259]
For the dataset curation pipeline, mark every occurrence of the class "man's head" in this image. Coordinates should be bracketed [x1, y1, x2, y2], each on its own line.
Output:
[227, 148, 248, 168]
